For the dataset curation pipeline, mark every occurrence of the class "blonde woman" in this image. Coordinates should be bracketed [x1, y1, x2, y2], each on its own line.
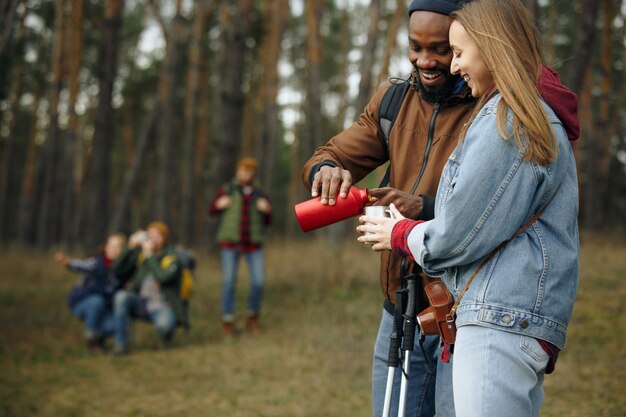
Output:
[357, 0, 579, 416]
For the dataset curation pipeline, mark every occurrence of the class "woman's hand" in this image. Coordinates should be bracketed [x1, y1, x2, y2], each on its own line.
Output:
[356, 204, 405, 251]
[54, 251, 70, 266]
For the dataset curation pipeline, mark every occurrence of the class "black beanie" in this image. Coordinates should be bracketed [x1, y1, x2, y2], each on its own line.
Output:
[408, 0, 465, 16]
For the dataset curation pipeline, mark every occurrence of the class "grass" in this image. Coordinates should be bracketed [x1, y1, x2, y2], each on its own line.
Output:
[0, 236, 624, 416]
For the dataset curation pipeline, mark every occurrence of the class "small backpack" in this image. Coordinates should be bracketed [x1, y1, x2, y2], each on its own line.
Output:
[160, 248, 196, 331]
[159, 248, 196, 301]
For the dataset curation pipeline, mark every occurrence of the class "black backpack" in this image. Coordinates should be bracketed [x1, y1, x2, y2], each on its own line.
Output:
[378, 79, 411, 186]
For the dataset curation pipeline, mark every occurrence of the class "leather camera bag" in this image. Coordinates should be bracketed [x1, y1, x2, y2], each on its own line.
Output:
[417, 279, 457, 344]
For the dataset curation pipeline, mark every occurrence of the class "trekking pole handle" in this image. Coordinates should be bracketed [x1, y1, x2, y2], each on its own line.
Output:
[402, 275, 417, 352]
[387, 288, 405, 367]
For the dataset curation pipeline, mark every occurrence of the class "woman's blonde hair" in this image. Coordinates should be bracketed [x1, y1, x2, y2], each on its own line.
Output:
[453, 0, 557, 164]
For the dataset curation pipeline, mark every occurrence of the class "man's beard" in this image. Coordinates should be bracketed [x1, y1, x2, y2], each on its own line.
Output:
[412, 66, 460, 103]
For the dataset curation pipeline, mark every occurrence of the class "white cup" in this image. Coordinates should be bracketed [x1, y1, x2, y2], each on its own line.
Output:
[364, 205, 392, 219]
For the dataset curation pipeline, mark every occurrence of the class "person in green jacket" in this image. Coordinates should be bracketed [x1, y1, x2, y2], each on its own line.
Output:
[111, 221, 184, 354]
[209, 157, 272, 337]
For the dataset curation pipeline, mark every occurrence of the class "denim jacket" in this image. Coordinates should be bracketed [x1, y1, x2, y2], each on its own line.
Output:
[408, 94, 579, 349]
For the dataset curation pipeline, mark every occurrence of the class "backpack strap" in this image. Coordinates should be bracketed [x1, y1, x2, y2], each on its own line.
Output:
[378, 78, 411, 187]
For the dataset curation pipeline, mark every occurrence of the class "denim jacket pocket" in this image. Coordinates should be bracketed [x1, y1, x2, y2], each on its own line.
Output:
[442, 267, 459, 292]
[438, 152, 461, 209]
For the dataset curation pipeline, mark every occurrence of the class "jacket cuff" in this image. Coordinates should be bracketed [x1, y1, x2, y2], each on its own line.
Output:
[308, 160, 339, 186]
[391, 219, 423, 260]
[418, 194, 435, 220]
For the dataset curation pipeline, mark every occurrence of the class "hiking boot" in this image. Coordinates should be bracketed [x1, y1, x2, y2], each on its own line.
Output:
[246, 314, 261, 334]
[86, 336, 106, 353]
[160, 335, 174, 350]
[223, 321, 235, 339]
[112, 343, 129, 356]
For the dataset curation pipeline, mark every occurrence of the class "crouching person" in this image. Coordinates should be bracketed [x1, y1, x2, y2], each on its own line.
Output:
[112, 221, 185, 355]
[56, 233, 127, 352]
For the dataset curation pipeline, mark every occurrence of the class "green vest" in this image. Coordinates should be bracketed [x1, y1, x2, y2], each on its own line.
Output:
[216, 182, 266, 245]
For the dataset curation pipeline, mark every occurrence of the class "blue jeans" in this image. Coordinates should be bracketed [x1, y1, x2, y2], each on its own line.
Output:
[71, 294, 114, 339]
[220, 248, 265, 320]
[372, 308, 443, 417]
[452, 325, 548, 417]
[113, 290, 177, 348]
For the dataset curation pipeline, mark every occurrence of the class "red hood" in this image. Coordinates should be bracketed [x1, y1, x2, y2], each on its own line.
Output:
[538, 65, 580, 141]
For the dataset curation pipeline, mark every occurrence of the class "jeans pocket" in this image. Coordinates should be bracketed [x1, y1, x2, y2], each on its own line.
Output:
[519, 334, 549, 363]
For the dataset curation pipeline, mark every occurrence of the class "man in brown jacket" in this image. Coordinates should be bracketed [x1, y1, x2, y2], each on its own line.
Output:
[303, 3, 472, 416]
[302, 1, 579, 416]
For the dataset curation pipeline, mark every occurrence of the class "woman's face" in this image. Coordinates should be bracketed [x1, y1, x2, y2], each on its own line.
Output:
[449, 20, 493, 98]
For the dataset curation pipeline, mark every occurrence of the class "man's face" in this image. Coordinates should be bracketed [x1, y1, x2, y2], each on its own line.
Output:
[408, 11, 459, 102]
[236, 166, 256, 186]
[147, 227, 165, 252]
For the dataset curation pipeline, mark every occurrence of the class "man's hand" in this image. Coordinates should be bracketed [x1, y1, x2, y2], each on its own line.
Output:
[311, 166, 353, 205]
[368, 187, 423, 220]
[256, 197, 272, 213]
[142, 238, 156, 258]
[215, 195, 233, 210]
[129, 230, 147, 249]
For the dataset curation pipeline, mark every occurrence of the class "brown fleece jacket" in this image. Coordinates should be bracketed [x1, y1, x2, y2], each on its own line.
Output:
[302, 74, 475, 307]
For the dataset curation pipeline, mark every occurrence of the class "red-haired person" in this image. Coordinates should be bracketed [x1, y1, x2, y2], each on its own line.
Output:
[209, 157, 272, 337]
[111, 222, 185, 354]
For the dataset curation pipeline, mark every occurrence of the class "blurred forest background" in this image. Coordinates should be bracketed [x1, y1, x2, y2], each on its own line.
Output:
[0, 0, 625, 250]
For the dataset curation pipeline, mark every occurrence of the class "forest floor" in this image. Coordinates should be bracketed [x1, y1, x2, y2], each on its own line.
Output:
[1, 235, 624, 417]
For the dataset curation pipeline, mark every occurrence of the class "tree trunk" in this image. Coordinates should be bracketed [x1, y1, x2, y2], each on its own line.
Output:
[286, 0, 323, 238]
[207, 0, 252, 203]
[204, 0, 252, 245]
[564, 0, 601, 94]
[60, 0, 84, 245]
[256, 0, 289, 191]
[355, 0, 383, 113]
[17, 86, 45, 245]
[304, 0, 323, 156]
[155, 0, 187, 228]
[108, 106, 160, 234]
[582, 0, 614, 232]
[36, 0, 67, 248]
[0, 73, 23, 243]
[193, 60, 211, 244]
[0, 0, 21, 55]
[180, 3, 213, 245]
[336, 8, 351, 130]
[78, 0, 124, 249]
[0, 9, 25, 243]
[377, 0, 405, 86]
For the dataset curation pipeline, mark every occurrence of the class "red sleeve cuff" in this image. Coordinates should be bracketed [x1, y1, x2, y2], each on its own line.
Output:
[390, 219, 424, 260]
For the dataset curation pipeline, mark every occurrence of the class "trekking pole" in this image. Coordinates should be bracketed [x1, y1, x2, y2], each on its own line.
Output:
[398, 274, 418, 417]
[382, 288, 406, 417]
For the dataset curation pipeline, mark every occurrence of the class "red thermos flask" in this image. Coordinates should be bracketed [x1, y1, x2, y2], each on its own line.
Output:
[294, 186, 372, 232]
